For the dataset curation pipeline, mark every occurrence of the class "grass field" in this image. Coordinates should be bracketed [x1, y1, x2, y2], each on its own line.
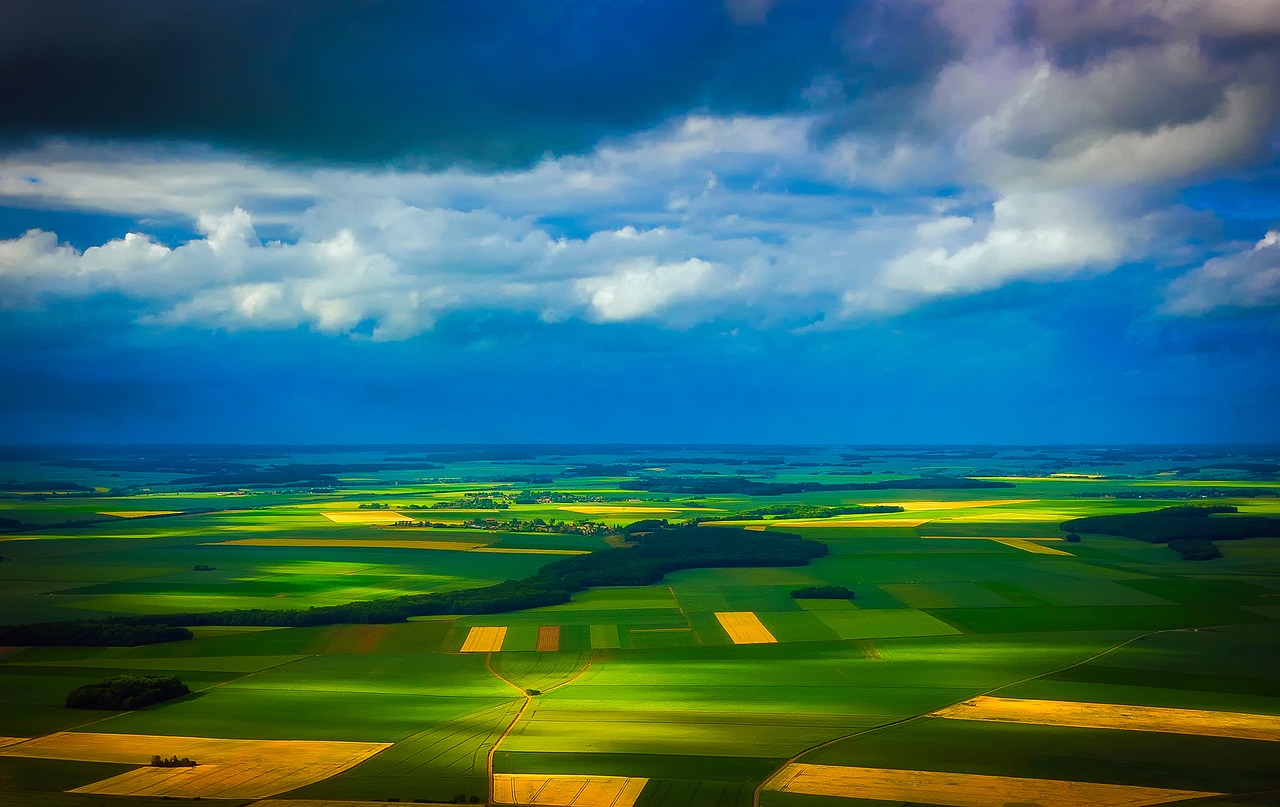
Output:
[1, 446, 1279, 805]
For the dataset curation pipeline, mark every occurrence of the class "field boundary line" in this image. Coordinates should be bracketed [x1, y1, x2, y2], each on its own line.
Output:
[668, 585, 702, 645]
[751, 626, 1203, 807]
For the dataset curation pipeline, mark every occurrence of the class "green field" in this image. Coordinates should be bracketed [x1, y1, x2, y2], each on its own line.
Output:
[2, 446, 1279, 805]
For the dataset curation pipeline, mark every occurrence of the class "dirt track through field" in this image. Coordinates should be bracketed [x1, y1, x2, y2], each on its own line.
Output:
[0, 732, 389, 800]
[766, 763, 1221, 806]
[715, 611, 777, 644]
[931, 695, 1280, 741]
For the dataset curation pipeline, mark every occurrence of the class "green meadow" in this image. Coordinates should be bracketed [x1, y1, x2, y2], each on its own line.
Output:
[1, 446, 1278, 806]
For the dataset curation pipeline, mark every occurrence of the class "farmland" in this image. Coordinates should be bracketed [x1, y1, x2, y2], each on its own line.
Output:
[1, 444, 1279, 806]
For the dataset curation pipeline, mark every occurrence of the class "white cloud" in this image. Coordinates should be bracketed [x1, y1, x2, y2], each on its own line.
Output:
[1162, 230, 1280, 315]
[575, 258, 728, 322]
[844, 191, 1128, 313]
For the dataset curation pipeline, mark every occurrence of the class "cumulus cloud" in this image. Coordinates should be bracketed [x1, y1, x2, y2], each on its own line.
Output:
[0, 1, 1275, 338]
[576, 258, 729, 322]
[842, 190, 1128, 313]
[1163, 230, 1280, 315]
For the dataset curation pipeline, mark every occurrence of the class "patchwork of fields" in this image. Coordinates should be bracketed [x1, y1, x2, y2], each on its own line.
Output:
[1, 446, 1279, 806]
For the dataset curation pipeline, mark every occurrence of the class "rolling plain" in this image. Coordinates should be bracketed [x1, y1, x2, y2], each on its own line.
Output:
[0, 444, 1278, 807]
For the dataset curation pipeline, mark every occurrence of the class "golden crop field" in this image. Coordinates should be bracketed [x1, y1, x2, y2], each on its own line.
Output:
[765, 763, 1222, 807]
[321, 511, 413, 524]
[0, 732, 389, 800]
[931, 696, 1280, 741]
[492, 773, 648, 806]
[714, 611, 777, 644]
[460, 626, 508, 652]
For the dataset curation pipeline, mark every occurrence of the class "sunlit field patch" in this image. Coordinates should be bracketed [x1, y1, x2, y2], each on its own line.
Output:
[889, 499, 1036, 511]
[98, 510, 184, 518]
[0, 732, 389, 800]
[931, 696, 1280, 741]
[321, 511, 412, 524]
[208, 537, 484, 551]
[460, 626, 508, 653]
[713, 612, 776, 644]
[492, 773, 647, 806]
[765, 763, 1222, 806]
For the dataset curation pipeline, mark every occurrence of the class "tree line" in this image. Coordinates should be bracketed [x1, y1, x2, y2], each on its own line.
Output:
[0, 526, 826, 643]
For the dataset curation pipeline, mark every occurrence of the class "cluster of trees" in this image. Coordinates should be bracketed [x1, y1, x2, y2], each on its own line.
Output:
[790, 585, 854, 599]
[620, 477, 1014, 495]
[11, 526, 827, 640]
[1061, 505, 1280, 562]
[65, 675, 190, 710]
[193, 564, 216, 571]
[698, 504, 904, 522]
[151, 755, 196, 767]
[1061, 506, 1280, 543]
[1168, 539, 1222, 561]
[0, 621, 192, 646]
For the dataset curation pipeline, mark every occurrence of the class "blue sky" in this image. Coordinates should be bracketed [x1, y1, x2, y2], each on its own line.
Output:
[0, 0, 1278, 443]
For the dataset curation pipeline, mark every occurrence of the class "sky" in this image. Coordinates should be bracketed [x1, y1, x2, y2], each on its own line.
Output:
[1, 0, 1278, 445]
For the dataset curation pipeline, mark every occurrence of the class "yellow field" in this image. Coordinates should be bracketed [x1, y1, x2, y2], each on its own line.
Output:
[931, 696, 1280, 742]
[99, 510, 183, 518]
[766, 763, 1221, 807]
[992, 538, 1073, 555]
[890, 499, 1035, 511]
[0, 737, 25, 749]
[706, 517, 930, 528]
[320, 511, 412, 524]
[492, 773, 648, 806]
[207, 538, 483, 551]
[460, 626, 508, 652]
[0, 732, 388, 800]
[714, 612, 777, 644]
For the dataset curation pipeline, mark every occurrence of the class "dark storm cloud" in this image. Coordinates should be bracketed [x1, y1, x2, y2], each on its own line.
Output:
[0, 0, 863, 166]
